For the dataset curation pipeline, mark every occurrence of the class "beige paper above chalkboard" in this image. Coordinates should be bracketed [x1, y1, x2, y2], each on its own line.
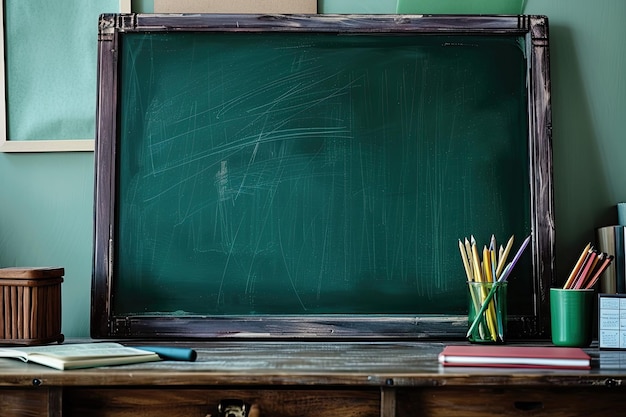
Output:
[154, 0, 317, 14]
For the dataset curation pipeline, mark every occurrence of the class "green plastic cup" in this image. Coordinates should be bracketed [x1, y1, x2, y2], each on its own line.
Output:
[550, 288, 594, 347]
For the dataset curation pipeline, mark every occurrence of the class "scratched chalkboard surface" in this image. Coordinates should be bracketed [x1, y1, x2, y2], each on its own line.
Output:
[92, 14, 554, 339]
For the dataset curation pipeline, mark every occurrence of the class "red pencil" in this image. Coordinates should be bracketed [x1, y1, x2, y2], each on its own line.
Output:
[584, 254, 614, 289]
[573, 250, 599, 289]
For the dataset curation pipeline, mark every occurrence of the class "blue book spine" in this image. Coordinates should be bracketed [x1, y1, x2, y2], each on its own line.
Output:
[616, 226, 625, 293]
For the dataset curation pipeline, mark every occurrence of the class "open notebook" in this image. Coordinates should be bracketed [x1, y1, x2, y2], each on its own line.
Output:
[0, 342, 161, 370]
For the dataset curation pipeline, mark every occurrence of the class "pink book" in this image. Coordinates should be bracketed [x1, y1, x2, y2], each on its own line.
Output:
[438, 345, 590, 369]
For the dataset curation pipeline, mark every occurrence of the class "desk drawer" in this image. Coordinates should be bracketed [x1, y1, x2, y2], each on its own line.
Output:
[396, 387, 623, 417]
[2, 387, 58, 417]
[63, 387, 381, 417]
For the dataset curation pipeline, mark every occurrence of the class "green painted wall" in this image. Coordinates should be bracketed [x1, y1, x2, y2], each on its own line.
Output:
[1, 0, 625, 337]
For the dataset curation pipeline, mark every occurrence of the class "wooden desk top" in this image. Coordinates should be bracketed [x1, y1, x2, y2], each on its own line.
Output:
[1, 341, 625, 388]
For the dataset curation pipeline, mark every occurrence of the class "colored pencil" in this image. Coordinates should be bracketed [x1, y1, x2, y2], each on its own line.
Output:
[496, 235, 514, 278]
[562, 243, 614, 290]
[562, 243, 592, 289]
[584, 254, 614, 289]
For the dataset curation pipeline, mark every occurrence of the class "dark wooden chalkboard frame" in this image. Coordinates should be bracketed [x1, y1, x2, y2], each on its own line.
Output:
[92, 14, 554, 340]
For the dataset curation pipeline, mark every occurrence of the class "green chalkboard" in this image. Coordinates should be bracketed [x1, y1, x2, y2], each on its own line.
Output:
[114, 32, 529, 315]
[92, 14, 554, 339]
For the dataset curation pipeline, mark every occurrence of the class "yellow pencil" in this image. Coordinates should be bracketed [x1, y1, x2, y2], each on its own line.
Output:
[496, 235, 514, 278]
[461, 239, 485, 338]
[464, 238, 475, 280]
[489, 234, 497, 277]
[470, 236, 483, 282]
[483, 246, 493, 283]
[470, 236, 491, 339]
[563, 243, 592, 289]
[458, 239, 473, 282]
[481, 244, 497, 340]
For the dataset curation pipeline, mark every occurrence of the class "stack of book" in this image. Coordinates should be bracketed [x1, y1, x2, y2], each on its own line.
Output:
[597, 226, 626, 293]
[438, 345, 591, 370]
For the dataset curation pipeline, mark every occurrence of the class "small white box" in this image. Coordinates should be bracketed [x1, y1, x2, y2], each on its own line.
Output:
[599, 294, 626, 349]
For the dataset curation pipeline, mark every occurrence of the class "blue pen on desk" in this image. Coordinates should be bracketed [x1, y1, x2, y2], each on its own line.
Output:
[466, 235, 531, 339]
[133, 346, 197, 362]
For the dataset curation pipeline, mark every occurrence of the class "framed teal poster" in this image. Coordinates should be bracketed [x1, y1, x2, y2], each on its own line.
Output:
[0, 0, 129, 152]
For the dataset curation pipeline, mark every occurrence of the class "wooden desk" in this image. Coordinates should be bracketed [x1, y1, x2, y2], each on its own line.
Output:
[1, 341, 625, 417]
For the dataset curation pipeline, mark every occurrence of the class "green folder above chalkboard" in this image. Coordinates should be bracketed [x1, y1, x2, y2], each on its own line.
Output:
[91, 14, 554, 340]
[396, 0, 525, 14]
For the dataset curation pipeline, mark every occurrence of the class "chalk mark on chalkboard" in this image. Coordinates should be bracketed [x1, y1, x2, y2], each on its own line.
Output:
[213, 66, 322, 120]
[278, 221, 308, 311]
[243, 71, 354, 116]
[145, 126, 350, 177]
[216, 214, 245, 309]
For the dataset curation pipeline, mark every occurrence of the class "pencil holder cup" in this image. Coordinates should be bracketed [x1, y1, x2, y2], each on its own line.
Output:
[467, 281, 507, 344]
[550, 288, 594, 347]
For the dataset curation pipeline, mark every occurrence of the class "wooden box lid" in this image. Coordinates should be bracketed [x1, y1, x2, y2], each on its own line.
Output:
[0, 267, 64, 279]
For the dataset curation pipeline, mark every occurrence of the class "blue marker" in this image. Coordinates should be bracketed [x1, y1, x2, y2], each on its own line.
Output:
[133, 346, 197, 361]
